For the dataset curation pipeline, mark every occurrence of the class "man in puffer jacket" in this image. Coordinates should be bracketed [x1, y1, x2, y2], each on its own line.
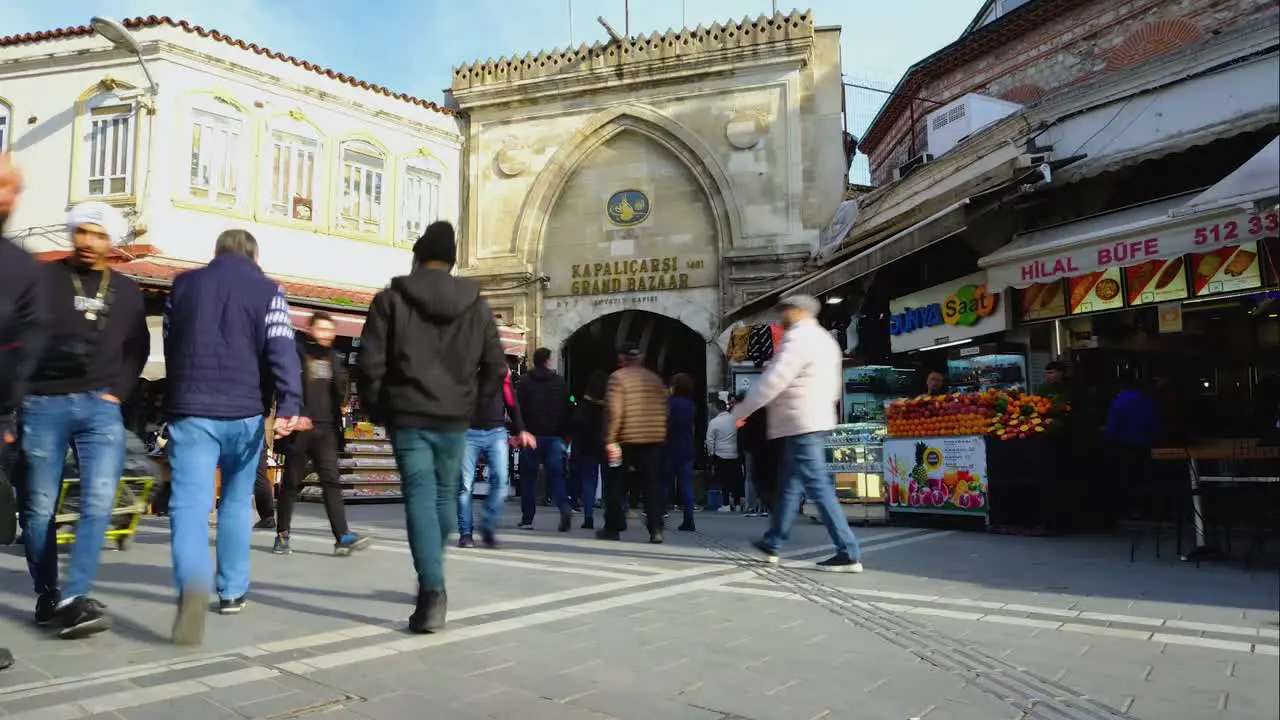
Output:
[515, 348, 571, 531]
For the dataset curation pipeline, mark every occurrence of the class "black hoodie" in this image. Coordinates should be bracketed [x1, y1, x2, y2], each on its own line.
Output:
[0, 235, 48, 421]
[358, 267, 505, 432]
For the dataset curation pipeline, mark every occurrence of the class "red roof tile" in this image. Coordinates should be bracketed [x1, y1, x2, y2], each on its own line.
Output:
[0, 16, 457, 117]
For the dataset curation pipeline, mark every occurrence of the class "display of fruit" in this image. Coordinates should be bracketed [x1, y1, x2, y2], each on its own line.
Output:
[886, 394, 991, 437]
[985, 388, 1064, 441]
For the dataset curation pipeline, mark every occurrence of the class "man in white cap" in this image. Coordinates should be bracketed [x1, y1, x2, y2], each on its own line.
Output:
[733, 294, 863, 572]
[17, 201, 150, 638]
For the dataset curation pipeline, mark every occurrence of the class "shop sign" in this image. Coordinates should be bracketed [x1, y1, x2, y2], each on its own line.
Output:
[883, 435, 988, 517]
[888, 272, 1010, 353]
[568, 256, 699, 295]
[994, 207, 1279, 288]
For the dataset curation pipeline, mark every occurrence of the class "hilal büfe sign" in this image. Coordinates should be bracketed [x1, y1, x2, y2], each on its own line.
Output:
[888, 272, 1010, 353]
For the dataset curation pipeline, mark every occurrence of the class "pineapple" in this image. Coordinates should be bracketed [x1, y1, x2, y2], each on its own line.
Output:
[909, 441, 929, 485]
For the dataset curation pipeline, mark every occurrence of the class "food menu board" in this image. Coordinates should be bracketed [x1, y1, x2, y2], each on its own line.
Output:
[1190, 243, 1262, 297]
[1124, 257, 1189, 306]
[1068, 268, 1124, 315]
[1018, 281, 1067, 321]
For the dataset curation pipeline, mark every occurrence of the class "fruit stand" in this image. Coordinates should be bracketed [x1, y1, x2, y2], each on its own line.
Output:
[883, 390, 1066, 524]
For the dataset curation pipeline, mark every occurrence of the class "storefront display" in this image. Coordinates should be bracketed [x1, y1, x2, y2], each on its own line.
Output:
[1018, 281, 1068, 322]
[883, 435, 988, 517]
[947, 350, 1026, 393]
[825, 423, 886, 505]
[842, 365, 915, 423]
[1068, 269, 1124, 315]
[1124, 257, 1189, 306]
[1190, 243, 1262, 296]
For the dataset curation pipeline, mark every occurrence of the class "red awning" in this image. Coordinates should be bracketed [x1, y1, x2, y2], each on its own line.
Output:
[101, 257, 378, 307]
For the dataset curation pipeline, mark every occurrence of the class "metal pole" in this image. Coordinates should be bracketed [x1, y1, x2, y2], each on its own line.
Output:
[569, 0, 573, 45]
[772, 1, 778, 14]
[624, 0, 629, 38]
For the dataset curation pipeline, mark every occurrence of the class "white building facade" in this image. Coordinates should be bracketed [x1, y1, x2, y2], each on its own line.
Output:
[0, 18, 463, 293]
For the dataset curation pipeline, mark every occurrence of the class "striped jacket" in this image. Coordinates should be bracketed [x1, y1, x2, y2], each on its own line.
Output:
[605, 365, 668, 445]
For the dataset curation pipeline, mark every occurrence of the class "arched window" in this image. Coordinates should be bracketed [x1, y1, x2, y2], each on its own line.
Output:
[82, 88, 138, 198]
[186, 95, 247, 208]
[263, 113, 323, 222]
[400, 155, 442, 245]
[337, 139, 386, 234]
[0, 99, 11, 152]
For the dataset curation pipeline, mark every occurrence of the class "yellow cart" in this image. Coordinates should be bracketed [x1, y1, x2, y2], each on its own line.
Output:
[54, 475, 155, 551]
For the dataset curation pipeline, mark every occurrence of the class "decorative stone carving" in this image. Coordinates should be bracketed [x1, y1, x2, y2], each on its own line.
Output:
[287, 108, 306, 121]
[725, 111, 768, 150]
[495, 142, 530, 177]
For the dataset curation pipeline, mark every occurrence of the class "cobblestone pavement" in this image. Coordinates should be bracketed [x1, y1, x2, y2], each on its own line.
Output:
[0, 503, 1276, 719]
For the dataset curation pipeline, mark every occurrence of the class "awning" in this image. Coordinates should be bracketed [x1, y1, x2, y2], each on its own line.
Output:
[499, 325, 527, 357]
[720, 200, 971, 329]
[982, 138, 1280, 290]
[142, 316, 165, 381]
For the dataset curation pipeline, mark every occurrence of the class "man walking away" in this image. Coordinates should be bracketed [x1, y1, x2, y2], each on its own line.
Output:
[164, 229, 303, 644]
[665, 373, 697, 531]
[460, 367, 532, 549]
[570, 371, 609, 530]
[600, 343, 668, 544]
[734, 295, 862, 573]
[705, 398, 742, 512]
[274, 312, 368, 556]
[20, 202, 149, 638]
[1, 154, 47, 667]
[516, 348, 571, 531]
[360, 221, 505, 633]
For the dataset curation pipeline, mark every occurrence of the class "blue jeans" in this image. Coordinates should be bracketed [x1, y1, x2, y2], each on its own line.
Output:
[664, 454, 695, 518]
[392, 428, 465, 593]
[762, 432, 860, 561]
[167, 416, 264, 601]
[572, 451, 603, 520]
[18, 391, 126, 598]
[458, 428, 509, 536]
[519, 436, 567, 523]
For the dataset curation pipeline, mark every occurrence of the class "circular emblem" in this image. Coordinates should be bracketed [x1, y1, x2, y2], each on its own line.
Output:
[922, 447, 943, 471]
[606, 189, 651, 227]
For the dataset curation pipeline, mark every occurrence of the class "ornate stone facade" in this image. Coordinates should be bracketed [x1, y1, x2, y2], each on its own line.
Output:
[450, 10, 847, 384]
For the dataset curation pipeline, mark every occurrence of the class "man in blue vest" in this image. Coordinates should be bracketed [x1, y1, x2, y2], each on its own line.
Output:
[163, 229, 303, 645]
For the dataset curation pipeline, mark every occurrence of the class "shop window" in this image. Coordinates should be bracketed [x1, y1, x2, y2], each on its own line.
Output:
[337, 140, 385, 234]
[84, 94, 137, 198]
[0, 100, 10, 152]
[399, 164, 440, 245]
[187, 97, 245, 208]
[263, 116, 322, 223]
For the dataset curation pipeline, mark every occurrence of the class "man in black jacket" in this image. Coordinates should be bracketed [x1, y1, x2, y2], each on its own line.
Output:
[274, 312, 367, 556]
[19, 200, 149, 640]
[515, 347, 572, 532]
[359, 221, 505, 634]
[1, 154, 46, 671]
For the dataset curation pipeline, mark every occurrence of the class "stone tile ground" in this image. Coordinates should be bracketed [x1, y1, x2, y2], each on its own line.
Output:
[0, 503, 1276, 719]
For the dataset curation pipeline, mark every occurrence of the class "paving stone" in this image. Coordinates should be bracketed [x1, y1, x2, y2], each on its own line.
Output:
[115, 695, 241, 720]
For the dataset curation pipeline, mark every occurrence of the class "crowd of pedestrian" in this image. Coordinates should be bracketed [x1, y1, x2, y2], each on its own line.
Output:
[0, 150, 862, 661]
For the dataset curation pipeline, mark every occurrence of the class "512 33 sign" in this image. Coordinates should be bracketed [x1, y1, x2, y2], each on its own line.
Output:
[1193, 211, 1279, 246]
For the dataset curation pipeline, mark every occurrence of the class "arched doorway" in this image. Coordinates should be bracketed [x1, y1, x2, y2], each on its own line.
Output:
[562, 309, 707, 418]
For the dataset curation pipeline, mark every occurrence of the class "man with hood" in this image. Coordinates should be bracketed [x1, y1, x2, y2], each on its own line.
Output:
[273, 311, 368, 556]
[1, 153, 46, 670]
[20, 200, 150, 638]
[359, 220, 506, 634]
[515, 347, 572, 531]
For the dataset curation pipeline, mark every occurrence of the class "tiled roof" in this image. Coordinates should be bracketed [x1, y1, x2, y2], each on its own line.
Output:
[0, 15, 457, 117]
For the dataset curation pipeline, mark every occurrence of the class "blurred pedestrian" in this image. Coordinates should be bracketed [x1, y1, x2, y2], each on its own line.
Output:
[569, 371, 609, 530]
[599, 343, 668, 544]
[516, 347, 571, 531]
[665, 373, 697, 531]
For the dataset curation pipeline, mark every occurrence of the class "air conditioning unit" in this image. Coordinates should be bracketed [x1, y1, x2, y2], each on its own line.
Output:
[926, 94, 1023, 158]
[893, 153, 934, 181]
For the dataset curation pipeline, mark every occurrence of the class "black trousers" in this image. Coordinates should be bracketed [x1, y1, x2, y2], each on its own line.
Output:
[603, 443, 663, 534]
[713, 456, 744, 506]
[254, 444, 275, 520]
[278, 427, 349, 540]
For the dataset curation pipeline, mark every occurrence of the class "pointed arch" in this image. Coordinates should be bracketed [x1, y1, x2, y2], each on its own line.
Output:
[513, 104, 742, 273]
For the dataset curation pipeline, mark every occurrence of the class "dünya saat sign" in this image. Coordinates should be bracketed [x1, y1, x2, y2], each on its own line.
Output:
[888, 271, 1010, 353]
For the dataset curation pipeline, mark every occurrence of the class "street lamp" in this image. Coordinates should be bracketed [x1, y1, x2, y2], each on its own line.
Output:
[90, 17, 158, 95]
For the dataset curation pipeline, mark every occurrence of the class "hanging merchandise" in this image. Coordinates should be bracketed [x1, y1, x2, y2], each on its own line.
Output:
[747, 324, 774, 367]
[729, 326, 751, 362]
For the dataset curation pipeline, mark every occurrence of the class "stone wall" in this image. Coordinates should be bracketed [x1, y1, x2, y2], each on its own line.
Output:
[865, 0, 1278, 185]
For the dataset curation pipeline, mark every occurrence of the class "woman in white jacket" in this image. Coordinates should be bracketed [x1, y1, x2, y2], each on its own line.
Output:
[732, 295, 862, 573]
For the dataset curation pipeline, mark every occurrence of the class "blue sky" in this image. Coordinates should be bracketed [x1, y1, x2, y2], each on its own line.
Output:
[3, 1, 985, 182]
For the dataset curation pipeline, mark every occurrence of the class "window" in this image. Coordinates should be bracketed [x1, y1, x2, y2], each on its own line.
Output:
[400, 165, 441, 244]
[267, 129, 320, 222]
[188, 103, 244, 207]
[0, 101, 10, 152]
[337, 141, 385, 234]
[86, 101, 135, 197]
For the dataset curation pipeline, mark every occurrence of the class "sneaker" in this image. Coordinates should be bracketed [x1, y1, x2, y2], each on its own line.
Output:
[481, 529, 499, 548]
[54, 597, 111, 639]
[409, 590, 447, 634]
[0, 648, 12, 671]
[750, 540, 780, 565]
[815, 555, 863, 573]
[677, 520, 696, 532]
[558, 510, 571, 533]
[272, 534, 292, 555]
[458, 534, 475, 549]
[254, 517, 276, 531]
[649, 530, 664, 544]
[581, 517, 595, 530]
[171, 590, 207, 646]
[218, 596, 248, 615]
[334, 533, 371, 556]
[517, 522, 534, 531]
[35, 590, 60, 627]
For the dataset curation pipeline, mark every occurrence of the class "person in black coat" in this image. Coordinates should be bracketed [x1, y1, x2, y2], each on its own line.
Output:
[737, 402, 781, 516]
[569, 371, 609, 530]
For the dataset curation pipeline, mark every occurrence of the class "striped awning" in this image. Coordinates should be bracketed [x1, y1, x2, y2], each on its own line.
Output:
[499, 325, 527, 356]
